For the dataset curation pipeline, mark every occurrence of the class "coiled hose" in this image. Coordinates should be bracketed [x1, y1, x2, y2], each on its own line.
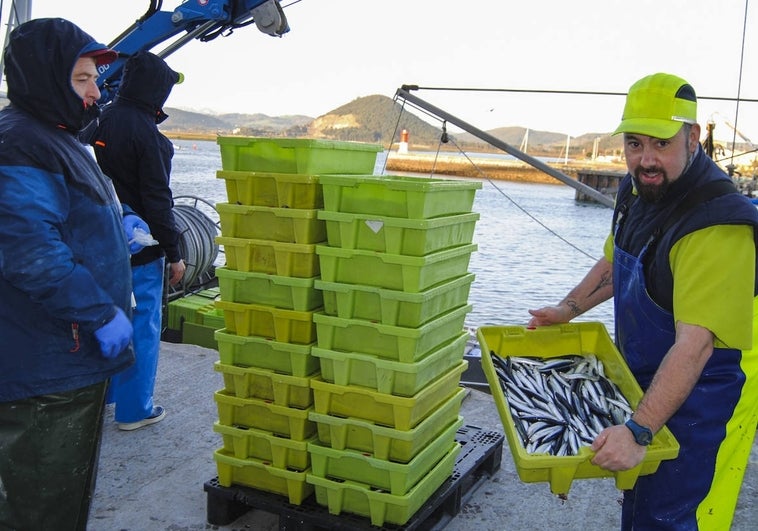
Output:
[171, 196, 220, 294]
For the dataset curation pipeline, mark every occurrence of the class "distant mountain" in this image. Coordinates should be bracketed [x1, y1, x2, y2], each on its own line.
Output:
[0, 93, 621, 156]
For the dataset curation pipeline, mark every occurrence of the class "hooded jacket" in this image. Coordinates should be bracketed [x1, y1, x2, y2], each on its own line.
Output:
[92, 51, 183, 267]
[0, 18, 134, 401]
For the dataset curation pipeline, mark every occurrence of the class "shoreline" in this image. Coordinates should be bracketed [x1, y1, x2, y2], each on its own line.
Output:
[385, 152, 627, 185]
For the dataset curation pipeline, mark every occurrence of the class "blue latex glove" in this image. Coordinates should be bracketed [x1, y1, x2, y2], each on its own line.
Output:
[94, 307, 133, 359]
[122, 214, 150, 255]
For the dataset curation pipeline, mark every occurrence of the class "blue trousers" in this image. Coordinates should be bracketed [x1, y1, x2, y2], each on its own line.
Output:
[107, 257, 164, 423]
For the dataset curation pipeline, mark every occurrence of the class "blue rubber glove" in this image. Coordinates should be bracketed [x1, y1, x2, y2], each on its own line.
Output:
[122, 214, 150, 255]
[94, 307, 133, 359]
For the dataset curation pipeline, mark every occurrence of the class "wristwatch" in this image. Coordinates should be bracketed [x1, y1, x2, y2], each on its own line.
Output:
[625, 418, 653, 446]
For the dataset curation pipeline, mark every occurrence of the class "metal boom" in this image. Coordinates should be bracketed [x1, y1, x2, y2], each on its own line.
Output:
[395, 86, 616, 208]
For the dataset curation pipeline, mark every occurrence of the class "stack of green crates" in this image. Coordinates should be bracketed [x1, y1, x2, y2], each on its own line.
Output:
[307, 174, 482, 527]
[211, 137, 382, 505]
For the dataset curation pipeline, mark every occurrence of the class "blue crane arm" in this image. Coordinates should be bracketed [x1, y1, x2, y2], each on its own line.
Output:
[96, 0, 288, 103]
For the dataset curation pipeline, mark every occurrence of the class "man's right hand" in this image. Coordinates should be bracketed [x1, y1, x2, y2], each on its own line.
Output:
[94, 307, 132, 359]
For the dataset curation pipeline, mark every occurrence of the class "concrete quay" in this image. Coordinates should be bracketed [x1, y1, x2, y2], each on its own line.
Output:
[87, 341, 758, 530]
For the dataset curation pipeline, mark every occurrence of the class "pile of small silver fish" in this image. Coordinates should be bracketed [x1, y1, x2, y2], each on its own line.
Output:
[490, 351, 633, 456]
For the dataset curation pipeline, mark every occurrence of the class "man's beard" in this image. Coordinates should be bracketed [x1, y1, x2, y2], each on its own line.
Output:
[633, 166, 670, 203]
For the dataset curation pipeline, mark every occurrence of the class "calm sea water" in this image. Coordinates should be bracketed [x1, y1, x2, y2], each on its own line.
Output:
[170, 138, 616, 332]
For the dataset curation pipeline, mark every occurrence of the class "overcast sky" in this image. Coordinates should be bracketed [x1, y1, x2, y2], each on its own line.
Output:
[4, 0, 758, 141]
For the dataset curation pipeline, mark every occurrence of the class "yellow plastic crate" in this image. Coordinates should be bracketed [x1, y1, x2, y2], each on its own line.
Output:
[213, 422, 315, 468]
[217, 203, 326, 244]
[316, 273, 475, 328]
[216, 236, 320, 277]
[214, 361, 315, 408]
[214, 329, 319, 377]
[214, 450, 314, 504]
[316, 243, 476, 293]
[215, 267, 323, 310]
[306, 442, 460, 526]
[318, 210, 479, 256]
[313, 304, 472, 362]
[478, 322, 680, 495]
[215, 300, 318, 344]
[217, 137, 382, 174]
[216, 170, 323, 209]
[214, 390, 316, 440]
[309, 391, 465, 462]
[319, 174, 481, 219]
[312, 332, 468, 396]
[308, 422, 460, 495]
[310, 361, 467, 431]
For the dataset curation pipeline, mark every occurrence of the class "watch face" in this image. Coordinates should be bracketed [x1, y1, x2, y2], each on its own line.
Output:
[626, 420, 653, 445]
[638, 430, 653, 445]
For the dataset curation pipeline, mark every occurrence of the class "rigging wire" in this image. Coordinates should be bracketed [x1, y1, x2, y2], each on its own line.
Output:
[391, 97, 599, 263]
[729, 0, 750, 168]
[407, 85, 758, 104]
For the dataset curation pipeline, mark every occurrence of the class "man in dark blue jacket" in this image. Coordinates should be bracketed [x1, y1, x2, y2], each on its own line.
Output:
[92, 51, 186, 431]
[0, 18, 139, 530]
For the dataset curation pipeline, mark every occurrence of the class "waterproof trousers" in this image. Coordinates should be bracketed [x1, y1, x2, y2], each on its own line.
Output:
[108, 257, 164, 423]
[0, 380, 108, 531]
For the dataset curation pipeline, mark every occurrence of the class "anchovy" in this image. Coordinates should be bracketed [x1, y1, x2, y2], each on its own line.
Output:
[490, 351, 634, 456]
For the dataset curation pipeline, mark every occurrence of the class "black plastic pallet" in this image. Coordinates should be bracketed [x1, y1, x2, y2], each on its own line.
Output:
[204, 424, 504, 530]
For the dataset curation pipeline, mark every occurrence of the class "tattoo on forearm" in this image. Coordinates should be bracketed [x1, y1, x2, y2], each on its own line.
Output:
[588, 272, 612, 297]
[565, 299, 582, 317]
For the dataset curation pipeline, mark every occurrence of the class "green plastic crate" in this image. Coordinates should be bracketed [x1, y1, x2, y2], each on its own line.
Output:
[316, 273, 475, 327]
[318, 210, 479, 256]
[316, 243, 476, 293]
[217, 202, 326, 244]
[214, 450, 314, 504]
[309, 390, 465, 462]
[478, 322, 680, 495]
[215, 267, 323, 310]
[214, 361, 315, 408]
[213, 422, 316, 468]
[312, 331, 468, 396]
[217, 236, 320, 277]
[310, 361, 467, 431]
[215, 300, 318, 344]
[182, 321, 219, 350]
[308, 421, 460, 495]
[217, 137, 382, 174]
[214, 329, 319, 377]
[313, 304, 472, 362]
[319, 174, 481, 218]
[214, 390, 316, 439]
[216, 170, 323, 209]
[167, 289, 220, 330]
[306, 442, 460, 526]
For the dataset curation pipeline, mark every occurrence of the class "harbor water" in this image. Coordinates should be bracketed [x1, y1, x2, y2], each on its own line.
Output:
[170, 138, 616, 332]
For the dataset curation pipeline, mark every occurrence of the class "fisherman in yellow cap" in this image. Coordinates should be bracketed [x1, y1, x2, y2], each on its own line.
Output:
[528, 72, 758, 529]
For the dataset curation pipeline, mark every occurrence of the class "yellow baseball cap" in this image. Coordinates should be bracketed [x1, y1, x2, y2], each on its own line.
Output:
[613, 73, 697, 139]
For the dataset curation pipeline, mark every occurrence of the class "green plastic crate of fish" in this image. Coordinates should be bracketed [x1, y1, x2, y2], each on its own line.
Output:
[318, 174, 481, 219]
[217, 136, 382, 174]
[477, 322, 679, 495]
[312, 332, 468, 397]
[305, 442, 460, 526]
[308, 390, 465, 463]
[214, 449, 314, 504]
[213, 422, 316, 468]
[216, 170, 323, 209]
[310, 361, 467, 431]
[318, 209, 479, 256]
[216, 202, 326, 244]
